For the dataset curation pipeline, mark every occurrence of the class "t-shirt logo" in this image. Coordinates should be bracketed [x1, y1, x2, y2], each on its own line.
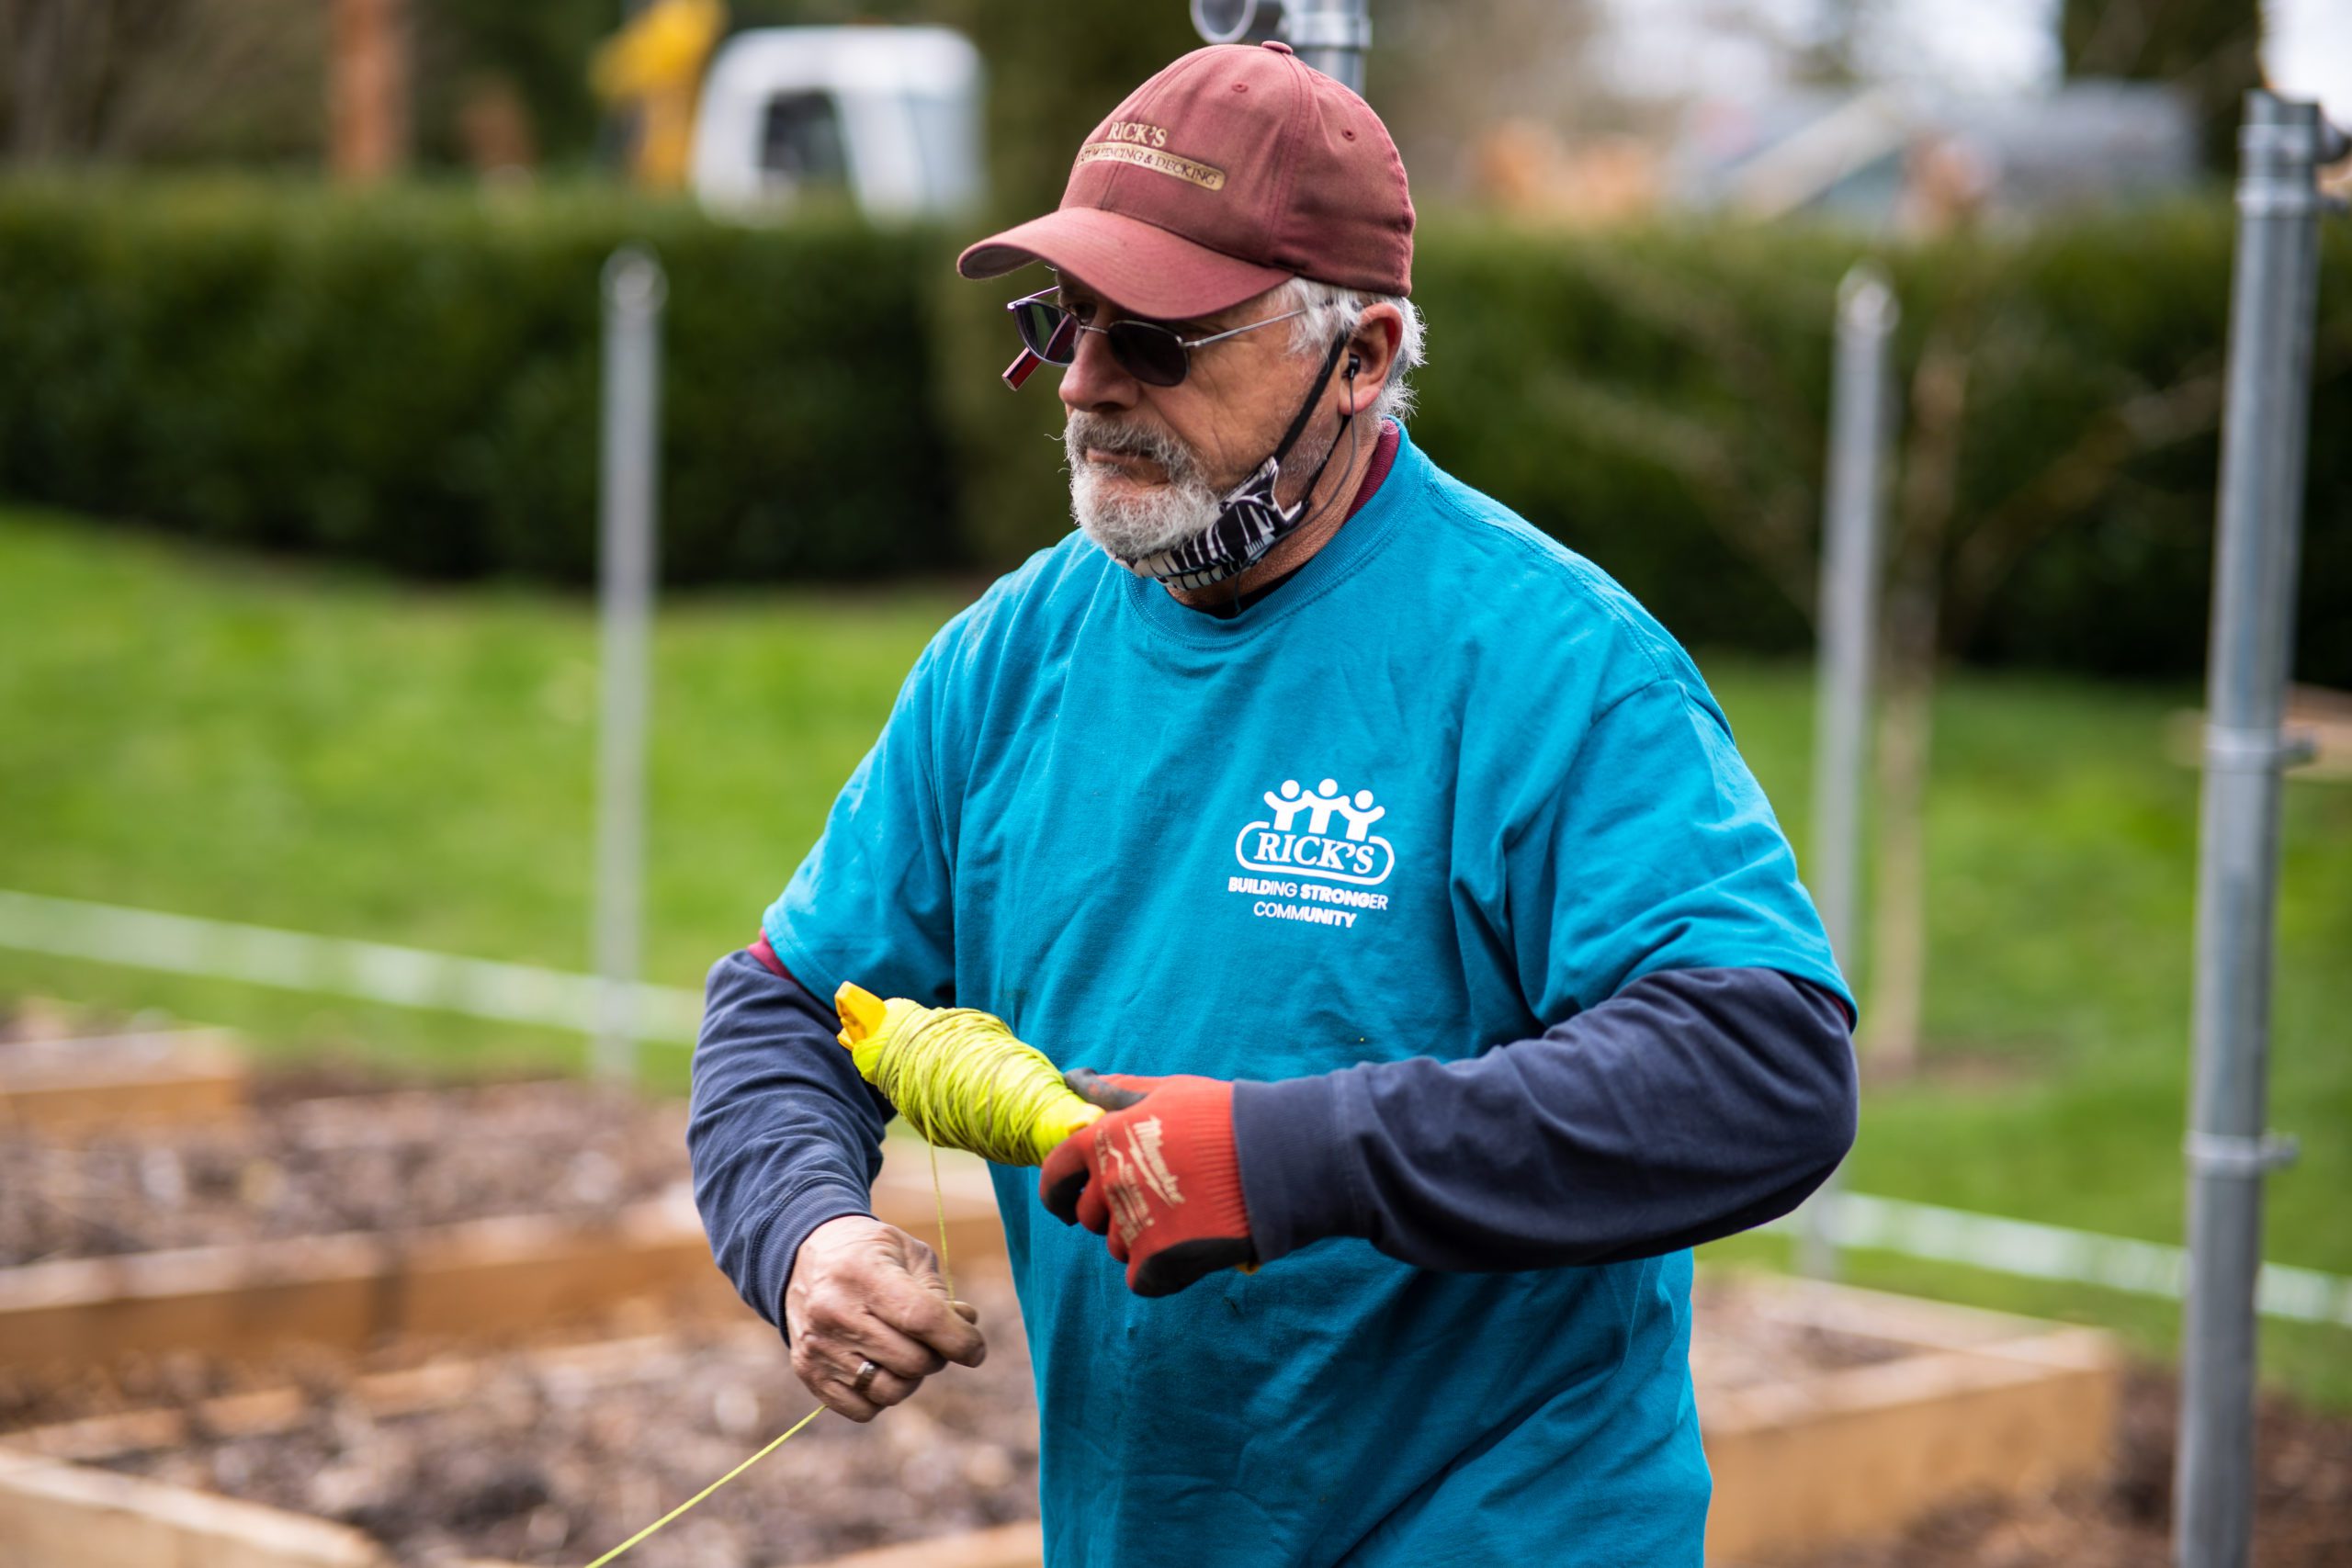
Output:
[1238, 777, 1395, 885]
[1227, 779, 1396, 931]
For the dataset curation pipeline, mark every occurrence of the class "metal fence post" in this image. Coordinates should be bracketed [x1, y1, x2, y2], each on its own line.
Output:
[1284, 0, 1371, 96]
[592, 245, 666, 1086]
[1190, 2, 1370, 97]
[1799, 262, 1897, 1280]
[2175, 91, 2345, 1568]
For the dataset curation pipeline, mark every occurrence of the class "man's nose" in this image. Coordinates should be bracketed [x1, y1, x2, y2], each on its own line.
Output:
[1058, 327, 1139, 414]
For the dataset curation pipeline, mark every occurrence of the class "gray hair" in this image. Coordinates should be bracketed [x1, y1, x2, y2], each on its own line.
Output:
[1274, 276, 1427, 428]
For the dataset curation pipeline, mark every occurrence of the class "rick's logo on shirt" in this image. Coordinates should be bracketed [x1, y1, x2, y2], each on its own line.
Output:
[1232, 776, 1396, 899]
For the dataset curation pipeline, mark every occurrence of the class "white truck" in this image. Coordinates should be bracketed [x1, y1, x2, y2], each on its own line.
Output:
[688, 25, 984, 220]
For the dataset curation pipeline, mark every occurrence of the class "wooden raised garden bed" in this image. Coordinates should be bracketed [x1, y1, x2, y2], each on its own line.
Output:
[1693, 1274, 2119, 1562]
[0, 1269, 2116, 1568]
[0, 1078, 1005, 1376]
[1, 1269, 1040, 1568]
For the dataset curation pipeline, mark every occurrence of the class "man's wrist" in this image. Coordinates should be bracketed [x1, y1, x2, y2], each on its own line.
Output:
[760, 1182, 878, 1327]
[1233, 1071, 1371, 1264]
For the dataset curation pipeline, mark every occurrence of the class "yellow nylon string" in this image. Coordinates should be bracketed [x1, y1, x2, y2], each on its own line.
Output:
[576, 986, 1082, 1566]
[929, 1136, 956, 1302]
[580, 1404, 824, 1568]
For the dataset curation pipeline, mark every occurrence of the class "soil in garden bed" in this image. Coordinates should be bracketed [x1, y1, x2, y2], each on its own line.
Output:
[1687, 1275, 1908, 1391]
[0, 1294, 695, 1434]
[105, 1273, 1040, 1568]
[1779, 1366, 2352, 1568]
[48, 1272, 1920, 1567]
[1, 1077, 691, 1266]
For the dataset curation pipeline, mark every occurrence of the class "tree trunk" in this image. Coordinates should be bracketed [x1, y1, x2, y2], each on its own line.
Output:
[1863, 331, 1969, 1079]
[330, 0, 408, 183]
[1866, 644, 1936, 1078]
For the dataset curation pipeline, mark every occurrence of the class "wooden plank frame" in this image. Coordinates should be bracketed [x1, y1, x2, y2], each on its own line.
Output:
[0, 1029, 247, 1137]
[0, 1275, 2110, 1568]
[0, 1191, 731, 1371]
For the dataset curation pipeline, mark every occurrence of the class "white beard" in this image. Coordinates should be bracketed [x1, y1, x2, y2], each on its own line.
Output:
[1064, 412, 1224, 567]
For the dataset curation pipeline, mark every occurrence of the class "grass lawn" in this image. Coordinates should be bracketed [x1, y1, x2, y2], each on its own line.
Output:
[3, 506, 2346, 1405]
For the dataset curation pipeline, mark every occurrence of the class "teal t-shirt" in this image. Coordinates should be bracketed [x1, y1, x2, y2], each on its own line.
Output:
[766, 423, 1845, 1566]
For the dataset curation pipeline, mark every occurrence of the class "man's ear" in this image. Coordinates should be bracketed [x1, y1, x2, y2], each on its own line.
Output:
[1341, 304, 1405, 417]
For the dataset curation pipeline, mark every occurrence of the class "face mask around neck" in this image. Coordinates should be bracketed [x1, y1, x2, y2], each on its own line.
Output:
[1109, 336, 1353, 592]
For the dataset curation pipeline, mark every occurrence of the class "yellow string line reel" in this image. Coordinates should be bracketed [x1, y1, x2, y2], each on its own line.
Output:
[832, 981, 1116, 1167]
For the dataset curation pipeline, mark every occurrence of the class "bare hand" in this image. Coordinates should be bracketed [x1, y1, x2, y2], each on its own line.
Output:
[784, 1215, 986, 1422]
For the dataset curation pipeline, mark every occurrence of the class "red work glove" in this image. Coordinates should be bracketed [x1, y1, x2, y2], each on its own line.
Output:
[1039, 1069, 1256, 1298]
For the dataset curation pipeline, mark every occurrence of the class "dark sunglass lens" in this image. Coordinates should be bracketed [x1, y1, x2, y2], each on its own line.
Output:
[1109, 322, 1189, 387]
[1013, 300, 1078, 364]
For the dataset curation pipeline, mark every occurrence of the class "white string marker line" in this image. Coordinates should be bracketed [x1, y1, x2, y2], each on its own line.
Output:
[1768, 1191, 2352, 1330]
[4, 888, 2348, 1329]
[0, 889, 704, 1044]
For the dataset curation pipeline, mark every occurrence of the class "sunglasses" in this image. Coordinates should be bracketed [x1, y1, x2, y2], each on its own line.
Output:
[1001, 288, 1307, 390]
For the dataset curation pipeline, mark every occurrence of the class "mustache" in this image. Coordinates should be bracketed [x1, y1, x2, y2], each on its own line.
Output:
[1065, 412, 1203, 483]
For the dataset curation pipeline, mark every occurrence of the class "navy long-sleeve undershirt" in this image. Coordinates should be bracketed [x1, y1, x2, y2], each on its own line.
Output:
[687, 948, 1856, 1317]
[1234, 966, 1855, 1270]
[688, 949, 892, 1325]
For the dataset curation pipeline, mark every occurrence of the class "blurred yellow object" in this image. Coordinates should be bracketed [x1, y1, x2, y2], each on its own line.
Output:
[592, 0, 727, 189]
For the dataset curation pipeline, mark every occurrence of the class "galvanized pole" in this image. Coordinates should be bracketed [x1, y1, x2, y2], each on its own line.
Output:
[1191, 2, 1369, 97]
[1285, 0, 1371, 96]
[1798, 263, 1897, 1280]
[2175, 92, 2344, 1568]
[592, 245, 666, 1085]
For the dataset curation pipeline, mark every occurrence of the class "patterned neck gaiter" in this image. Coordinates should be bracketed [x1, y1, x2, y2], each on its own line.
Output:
[1114, 337, 1352, 592]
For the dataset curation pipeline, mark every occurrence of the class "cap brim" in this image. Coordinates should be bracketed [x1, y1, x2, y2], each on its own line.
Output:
[957, 208, 1293, 321]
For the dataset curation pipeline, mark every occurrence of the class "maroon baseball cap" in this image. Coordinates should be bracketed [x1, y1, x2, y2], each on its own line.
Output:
[957, 41, 1414, 320]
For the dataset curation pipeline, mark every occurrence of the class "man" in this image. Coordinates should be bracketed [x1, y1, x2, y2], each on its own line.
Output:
[690, 41, 1856, 1566]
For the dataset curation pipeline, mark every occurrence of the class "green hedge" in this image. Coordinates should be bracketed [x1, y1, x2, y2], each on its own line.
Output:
[4, 180, 2347, 682]
[1419, 209, 2352, 682]
[0, 180, 957, 581]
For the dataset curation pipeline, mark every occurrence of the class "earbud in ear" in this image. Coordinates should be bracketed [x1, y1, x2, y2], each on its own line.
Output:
[1346, 351, 1362, 379]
